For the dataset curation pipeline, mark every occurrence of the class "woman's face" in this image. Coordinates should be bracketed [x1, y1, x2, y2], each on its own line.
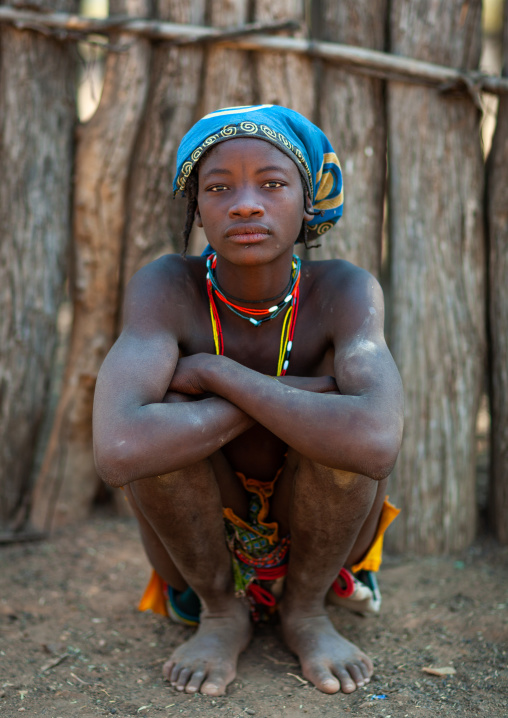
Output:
[196, 138, 312, 266]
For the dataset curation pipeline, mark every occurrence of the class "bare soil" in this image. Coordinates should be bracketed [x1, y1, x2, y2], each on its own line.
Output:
[1, 514, 507, 718]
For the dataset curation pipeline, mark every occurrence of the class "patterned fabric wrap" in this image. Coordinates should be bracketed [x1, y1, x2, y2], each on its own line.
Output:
[173, 104, 343, 240]
[223, 470, 290, 617]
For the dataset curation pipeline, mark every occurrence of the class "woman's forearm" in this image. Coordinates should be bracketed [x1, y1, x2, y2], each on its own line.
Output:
[94, 396, 255, 487]
[198, 357, 401, 480]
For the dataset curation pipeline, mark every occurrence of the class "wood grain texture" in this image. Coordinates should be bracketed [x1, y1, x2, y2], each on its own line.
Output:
[0, 0, 79, 532]
[387, 0, 486, 553]
[253, 0, 314, 118]
[487, 4, 508, 544]
[120, 0, 206, 283]
[200, 0, 254, 114]
[308, 0, 387, 275]
[30, 0, 151, 529]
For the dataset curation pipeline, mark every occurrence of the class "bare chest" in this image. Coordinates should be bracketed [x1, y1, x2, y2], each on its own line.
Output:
[168, 263, 339, 479]
[179, 289, 334, 377]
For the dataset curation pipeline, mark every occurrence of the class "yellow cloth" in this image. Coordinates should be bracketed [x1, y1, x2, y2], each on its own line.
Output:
[138, 495, 400, 616]
[138, 569, 168, 617]
[351, 497, 400, 573]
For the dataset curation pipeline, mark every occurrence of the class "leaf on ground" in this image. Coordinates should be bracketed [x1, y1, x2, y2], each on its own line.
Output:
[422, 666, 456, 676]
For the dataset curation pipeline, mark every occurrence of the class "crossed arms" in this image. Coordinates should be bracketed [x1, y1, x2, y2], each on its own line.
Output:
[93, 260, 404, 488]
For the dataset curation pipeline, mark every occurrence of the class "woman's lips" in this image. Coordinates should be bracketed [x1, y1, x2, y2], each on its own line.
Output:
[225, 225, 270, 243]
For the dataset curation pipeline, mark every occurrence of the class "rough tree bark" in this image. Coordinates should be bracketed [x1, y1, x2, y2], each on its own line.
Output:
[120, 0, 207, 284]
[199, 0, 254, 115]
[487, 4, 508, 545]
[387, 0, 486, 553]
[30, 0, 151, 530]
[253, 0, 313, 118]
[0, 0, 78, 534]
[309, 0, 387, 275]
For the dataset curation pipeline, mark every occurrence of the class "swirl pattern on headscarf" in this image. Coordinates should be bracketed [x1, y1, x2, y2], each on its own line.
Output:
[173, 104, 343, 240]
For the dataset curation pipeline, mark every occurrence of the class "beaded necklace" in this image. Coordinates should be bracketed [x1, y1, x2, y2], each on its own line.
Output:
[206, 252, 301, 376]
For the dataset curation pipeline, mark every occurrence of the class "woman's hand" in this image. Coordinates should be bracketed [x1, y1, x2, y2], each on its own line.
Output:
[169, 354, 340, 397]
[168, 353, 219, 395]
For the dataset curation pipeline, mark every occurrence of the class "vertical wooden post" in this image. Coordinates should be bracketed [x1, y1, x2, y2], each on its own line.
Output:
[30, 0, 151, 530]
[0, 0, 78, 534]
[253, 0, 314, 118]
[487, 3, 508, 544]
[120, 0, 207, 283]
[387, 0, 486, 553]
[200, 0, 254, 114]
[309, 0, 387, 275]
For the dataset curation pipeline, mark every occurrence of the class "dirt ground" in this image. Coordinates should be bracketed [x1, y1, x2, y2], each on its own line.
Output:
[1, 513, 507, 718]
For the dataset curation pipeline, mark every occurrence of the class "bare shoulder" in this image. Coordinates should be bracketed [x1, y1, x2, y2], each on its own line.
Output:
[304, 258, 385, 338]
[122, 253, 205, 336]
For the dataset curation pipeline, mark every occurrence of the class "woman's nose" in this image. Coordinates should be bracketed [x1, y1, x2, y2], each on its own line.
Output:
[228, 188, 264, 218]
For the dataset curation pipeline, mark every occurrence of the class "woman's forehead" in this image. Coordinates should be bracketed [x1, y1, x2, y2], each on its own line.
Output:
[200, 137, 298, 171]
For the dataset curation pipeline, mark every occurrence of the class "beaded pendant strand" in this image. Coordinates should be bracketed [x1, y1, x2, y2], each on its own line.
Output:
[206, 252, 301, 376]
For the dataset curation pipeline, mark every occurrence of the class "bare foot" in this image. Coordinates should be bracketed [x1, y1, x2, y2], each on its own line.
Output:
[162, 599, 252, 696]
[280, 610, 373, 694]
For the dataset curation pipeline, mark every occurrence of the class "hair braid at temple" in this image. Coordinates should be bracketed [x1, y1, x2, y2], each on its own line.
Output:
[300, 175, 321, 250]
[181, 169, 199, 256]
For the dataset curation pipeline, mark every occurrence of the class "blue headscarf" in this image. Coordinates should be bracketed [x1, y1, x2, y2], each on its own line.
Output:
[173, 104, 343, 240]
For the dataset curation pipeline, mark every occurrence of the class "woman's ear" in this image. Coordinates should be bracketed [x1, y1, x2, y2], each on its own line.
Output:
[195, 206, 203, 228]
[303, 195, 315, 223]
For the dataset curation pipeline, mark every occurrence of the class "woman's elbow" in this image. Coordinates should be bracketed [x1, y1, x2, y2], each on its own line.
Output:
[366, 425, 403, 481]
[93, 437, 136, 488]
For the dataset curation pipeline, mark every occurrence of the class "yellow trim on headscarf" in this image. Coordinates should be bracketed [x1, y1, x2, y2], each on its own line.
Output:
[315, 171, 335, 202]
[314, 188, 344, 211]
[323, 152, 341, 167]
[314, 152, 341, 186]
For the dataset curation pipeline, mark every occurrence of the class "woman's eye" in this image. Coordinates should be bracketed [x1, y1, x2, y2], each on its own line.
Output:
[263, 181, 285, 189]
[207, 184, 228, 192]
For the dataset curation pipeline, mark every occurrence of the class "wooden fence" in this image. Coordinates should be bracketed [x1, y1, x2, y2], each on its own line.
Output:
[0, 0, 507, 553]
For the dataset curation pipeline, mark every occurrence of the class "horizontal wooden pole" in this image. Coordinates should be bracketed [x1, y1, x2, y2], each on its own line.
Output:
[0, 6, 507, 96]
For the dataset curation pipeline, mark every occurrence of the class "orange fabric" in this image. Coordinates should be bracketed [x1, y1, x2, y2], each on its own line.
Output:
[222, 469, 283, 546]
[137, 470, 285, 617]
[138, 569, 169, 617]
[137, 493, 400, 616]
[351, 497, 400, 573]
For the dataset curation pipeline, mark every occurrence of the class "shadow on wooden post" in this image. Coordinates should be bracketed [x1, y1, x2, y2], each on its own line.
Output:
[309, 0, 387, 276]
[30, 0, 152, 531]
[0, 0, 78, 536]
[386, 0, 486, 554]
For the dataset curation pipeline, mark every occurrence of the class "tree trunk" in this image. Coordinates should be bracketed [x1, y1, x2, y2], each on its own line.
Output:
[120, 0, 207, 283]
[487, 4, 508, 545]
[309, 0, 387, 275]
[0, 0, 78, 534]
[253, 0, 314, 118]
[387, 0, 486, 554]
[30, 0, 151, 530]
